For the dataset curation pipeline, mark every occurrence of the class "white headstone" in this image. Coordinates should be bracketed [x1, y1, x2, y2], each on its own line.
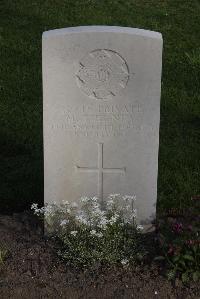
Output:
[43, 26, 163, 229]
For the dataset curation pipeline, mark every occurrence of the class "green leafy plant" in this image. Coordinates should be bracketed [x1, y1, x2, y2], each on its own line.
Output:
[155, 214, 200, 283]
[31, 194, 146, 268]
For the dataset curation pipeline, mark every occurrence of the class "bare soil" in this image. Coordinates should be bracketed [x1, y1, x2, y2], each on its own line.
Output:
[0, 212, 199, 299]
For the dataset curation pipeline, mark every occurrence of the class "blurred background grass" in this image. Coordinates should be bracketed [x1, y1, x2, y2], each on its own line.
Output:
[0, 0, 199, 213]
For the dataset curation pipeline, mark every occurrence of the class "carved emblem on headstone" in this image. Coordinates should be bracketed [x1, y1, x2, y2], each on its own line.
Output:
[76, 49, 129, 100]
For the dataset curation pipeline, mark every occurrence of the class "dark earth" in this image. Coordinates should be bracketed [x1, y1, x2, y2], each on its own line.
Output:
[0, 212, 199, 299]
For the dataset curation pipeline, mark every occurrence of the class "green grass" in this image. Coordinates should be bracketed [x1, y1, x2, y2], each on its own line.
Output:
[0, 0, 199, 213]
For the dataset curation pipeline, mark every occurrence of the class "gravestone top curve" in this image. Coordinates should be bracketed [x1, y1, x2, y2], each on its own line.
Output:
[43, 25, 162, 39]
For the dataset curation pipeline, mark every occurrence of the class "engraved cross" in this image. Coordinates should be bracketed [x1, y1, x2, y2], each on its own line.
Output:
[76, 143, 126, 202]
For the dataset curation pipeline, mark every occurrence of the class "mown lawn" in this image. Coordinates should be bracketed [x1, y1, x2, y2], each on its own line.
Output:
[0, 0, 199, 213]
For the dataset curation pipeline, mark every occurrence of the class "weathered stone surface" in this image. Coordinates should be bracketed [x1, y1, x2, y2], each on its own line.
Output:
[43, 26, 163, 227]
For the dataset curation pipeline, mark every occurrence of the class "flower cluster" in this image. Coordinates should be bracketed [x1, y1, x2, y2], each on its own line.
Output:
[106, 194, 137, 224]
[172, 222, 183, 234]
[156, 215, 200, 283]
[31, 194, 142, 235]
[31, 194, 145, 268]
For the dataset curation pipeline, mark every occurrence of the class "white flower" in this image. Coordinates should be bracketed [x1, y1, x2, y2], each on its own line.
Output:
[91, 196, 98, 202]
[106, 199, 114, 210]
[137, 225, 144, 230]
[60, 219, 69, 226]
[108, 193, 120, 199]
[70, 230, 78, 236]
[90, 229, 97, 235]
[80, 196, 89, 203]
[93, 206, 105, 218]
[76, 215, 88, 225]
[108, 213, 119, 224]
[96, 232, 103, 238]
[121, 258, 129, 265]
[98, 217, 108, 229]
[90, 230, 103, 238]
[71, 202, 78, 208]
[31, 203, 44, 215]
[92, 202, 101, 211]
[107, 199, 114, 205]
[62, 200, 69, 205]
[43, 205, 54, 216]
[131, 209, 137, 218]
[122, 195, 136, 201]
[31, 203, 38, 210]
